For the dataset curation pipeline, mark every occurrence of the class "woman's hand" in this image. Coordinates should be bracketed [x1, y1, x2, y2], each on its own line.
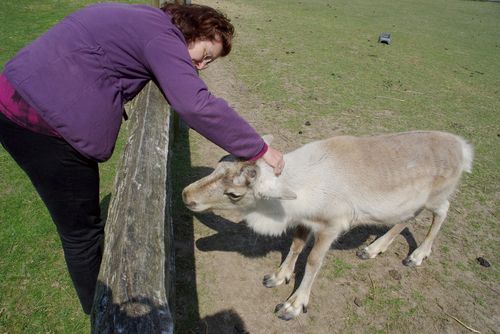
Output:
[263, 146, 285, 176]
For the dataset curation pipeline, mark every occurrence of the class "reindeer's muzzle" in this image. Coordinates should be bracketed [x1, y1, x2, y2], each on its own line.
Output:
[182, 189, 196, 210]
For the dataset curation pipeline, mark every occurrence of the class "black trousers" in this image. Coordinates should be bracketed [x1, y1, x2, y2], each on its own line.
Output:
[0, 112, 104, 314]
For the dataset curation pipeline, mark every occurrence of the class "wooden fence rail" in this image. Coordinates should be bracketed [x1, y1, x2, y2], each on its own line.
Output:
[90, 81, 175, 333]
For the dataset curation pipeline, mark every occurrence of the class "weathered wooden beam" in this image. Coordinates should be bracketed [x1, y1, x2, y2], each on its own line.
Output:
[90, 81, 175, 333]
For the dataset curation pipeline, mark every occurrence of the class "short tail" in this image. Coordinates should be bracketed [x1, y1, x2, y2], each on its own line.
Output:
[460, 137, 474, 173]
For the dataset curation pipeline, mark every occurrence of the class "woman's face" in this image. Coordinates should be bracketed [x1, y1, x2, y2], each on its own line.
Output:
[188, 39, 223, 70]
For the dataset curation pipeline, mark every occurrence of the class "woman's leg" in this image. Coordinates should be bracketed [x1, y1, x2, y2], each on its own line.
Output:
[0, 112, 104, 314]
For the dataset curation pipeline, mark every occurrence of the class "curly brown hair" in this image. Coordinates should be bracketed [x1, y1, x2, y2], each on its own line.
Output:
[161, 3, 235, 57]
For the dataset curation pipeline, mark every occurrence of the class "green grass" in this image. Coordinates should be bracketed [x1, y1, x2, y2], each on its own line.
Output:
[325, 257, 353, 279]
[0, 1, 146, 333]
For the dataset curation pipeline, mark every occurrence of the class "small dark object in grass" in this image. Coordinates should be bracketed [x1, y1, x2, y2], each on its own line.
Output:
[379, 32, 391, 45]
[477, 257, 491, 267]
[354, 297, 363, 307]
[299, 131, 303, 134]
[305, 121, 311, 126]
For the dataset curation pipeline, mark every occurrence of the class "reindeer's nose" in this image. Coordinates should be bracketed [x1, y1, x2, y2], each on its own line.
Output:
[181, 189, 189, 203]
[182, 189, 197, 208]
[187, 202, 197, 210]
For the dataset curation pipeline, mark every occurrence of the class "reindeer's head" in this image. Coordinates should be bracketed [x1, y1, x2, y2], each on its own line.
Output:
[182, 156, 260, 212]
[182, 144, 296, 213]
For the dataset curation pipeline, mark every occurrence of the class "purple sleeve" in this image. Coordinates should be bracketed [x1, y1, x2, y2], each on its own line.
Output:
[143, 31, 265, 159]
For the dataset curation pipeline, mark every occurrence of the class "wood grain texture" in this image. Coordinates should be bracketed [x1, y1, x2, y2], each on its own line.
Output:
[91, 82, 175, 334]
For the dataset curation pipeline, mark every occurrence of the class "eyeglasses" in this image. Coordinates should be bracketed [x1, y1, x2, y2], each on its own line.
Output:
[191, 43, 219, 70]
[198, 49, 215, 69]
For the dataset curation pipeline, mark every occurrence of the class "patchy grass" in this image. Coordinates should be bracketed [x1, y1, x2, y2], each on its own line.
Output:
[325, 257, 353, 279]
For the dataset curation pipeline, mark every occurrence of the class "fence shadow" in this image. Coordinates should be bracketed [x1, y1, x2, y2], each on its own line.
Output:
[172, 122, 252, 333]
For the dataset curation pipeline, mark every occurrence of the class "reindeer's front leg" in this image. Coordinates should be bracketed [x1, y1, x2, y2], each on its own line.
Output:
[275, 225, 342, 320]
[263, 225, 310, 288]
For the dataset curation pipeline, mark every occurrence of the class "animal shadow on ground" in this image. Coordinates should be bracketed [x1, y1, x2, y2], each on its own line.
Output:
[193, 209, 419, 292]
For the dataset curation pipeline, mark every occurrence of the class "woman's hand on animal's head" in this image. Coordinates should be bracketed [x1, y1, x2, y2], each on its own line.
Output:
[263, 146, 285, 176]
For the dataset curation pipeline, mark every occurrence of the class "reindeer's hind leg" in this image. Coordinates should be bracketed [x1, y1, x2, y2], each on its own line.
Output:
[357, 222, 409, 259]
[404, 200, 450, 267]
[264, 225, 310, 288]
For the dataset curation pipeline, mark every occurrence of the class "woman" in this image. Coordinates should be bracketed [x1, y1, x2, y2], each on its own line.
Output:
[0, 2, 284, 314]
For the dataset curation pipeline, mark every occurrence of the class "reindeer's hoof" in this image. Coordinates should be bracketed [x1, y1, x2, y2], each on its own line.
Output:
[356, 248, 371, 259]
[263, 274, 283, 288]
[403, 256, 422, 267]
[404, 250, 429, 267]
[403, 257, 416, 267]
[274, 302, 305, 320]
[274, 303, 285, 313]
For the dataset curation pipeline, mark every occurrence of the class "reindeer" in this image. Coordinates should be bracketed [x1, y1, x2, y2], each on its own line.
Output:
[182, 131, 473, 320]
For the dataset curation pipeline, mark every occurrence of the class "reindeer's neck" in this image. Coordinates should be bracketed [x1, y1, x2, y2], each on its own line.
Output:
[243, 201, 290, 236]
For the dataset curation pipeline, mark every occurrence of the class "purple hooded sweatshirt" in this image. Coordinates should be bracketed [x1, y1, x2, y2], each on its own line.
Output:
[2, 3, 265, 162]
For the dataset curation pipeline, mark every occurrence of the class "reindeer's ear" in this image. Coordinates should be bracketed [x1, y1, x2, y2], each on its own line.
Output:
[234, 164, 258, 186]
[242, 165, 258, 184]
[262, 135, 274, 145]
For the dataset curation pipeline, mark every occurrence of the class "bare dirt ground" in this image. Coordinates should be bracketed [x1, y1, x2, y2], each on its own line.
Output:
[172, 60, 499, 334]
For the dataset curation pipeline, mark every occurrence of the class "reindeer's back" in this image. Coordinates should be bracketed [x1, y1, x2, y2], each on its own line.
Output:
[322, 131, 468, 180]
[283, 131, 471, 221]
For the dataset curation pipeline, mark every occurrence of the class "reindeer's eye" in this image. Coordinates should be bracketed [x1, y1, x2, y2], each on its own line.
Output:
[225, 192, 243, 201]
